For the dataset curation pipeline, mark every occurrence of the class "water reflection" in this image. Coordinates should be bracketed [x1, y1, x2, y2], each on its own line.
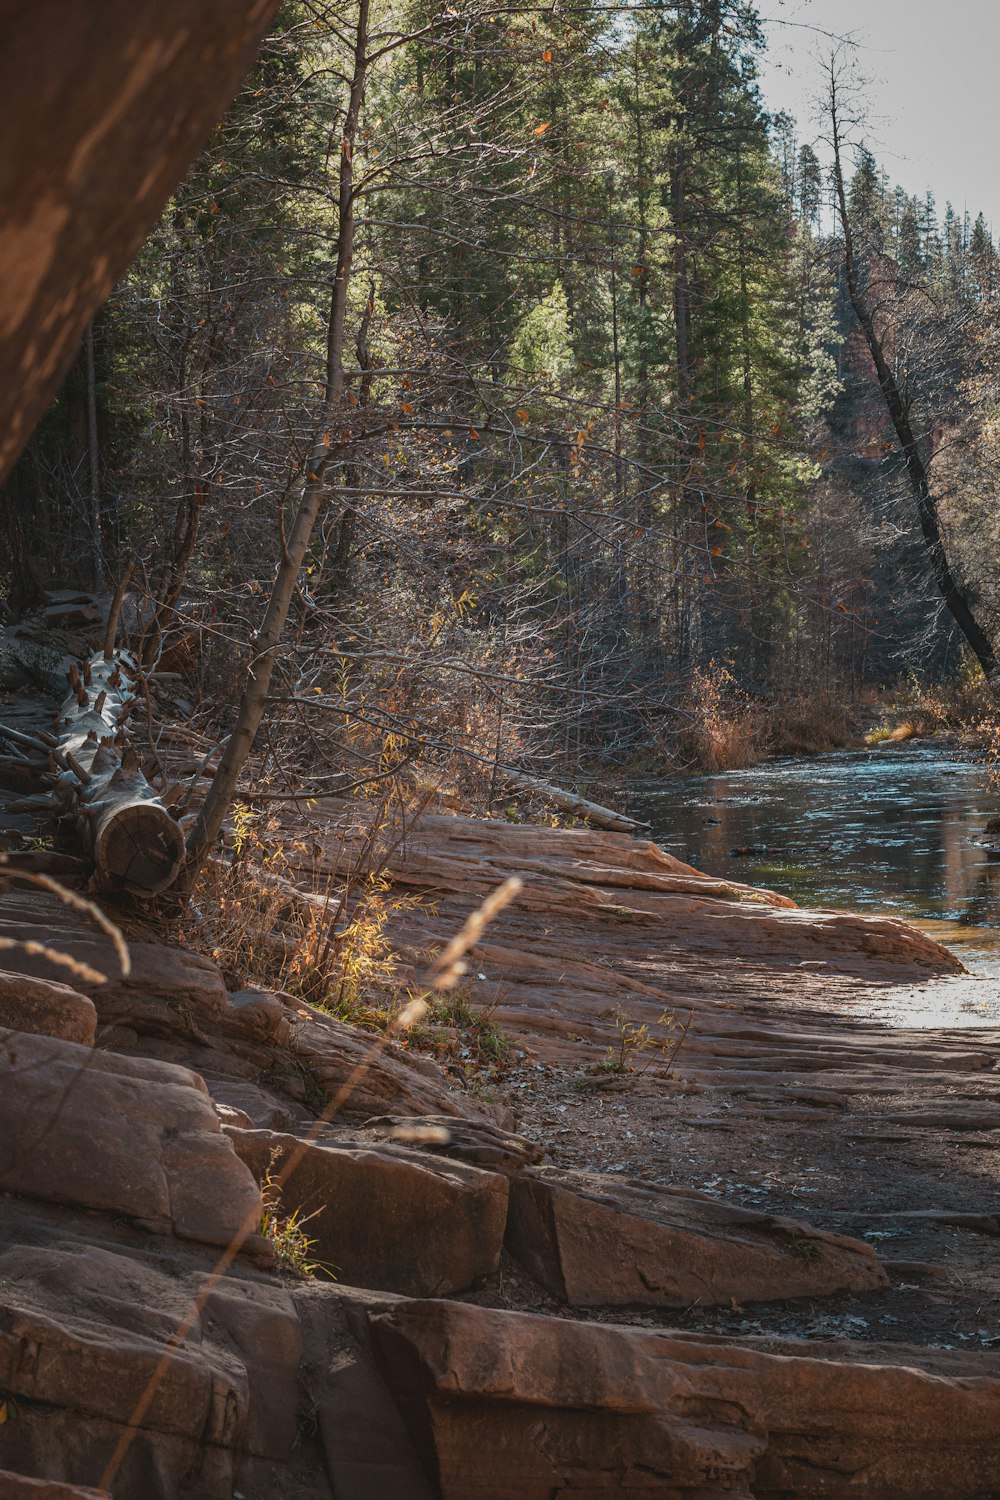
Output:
[630, 748, 1000, 1002]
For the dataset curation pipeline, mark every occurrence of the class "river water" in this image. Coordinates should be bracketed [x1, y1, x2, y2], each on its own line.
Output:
[631, 746, 1000, 1024]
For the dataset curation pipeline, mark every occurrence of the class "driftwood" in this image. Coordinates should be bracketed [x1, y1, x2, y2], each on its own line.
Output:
[48, 651, 185, 896]
[498, 766, 648, 835]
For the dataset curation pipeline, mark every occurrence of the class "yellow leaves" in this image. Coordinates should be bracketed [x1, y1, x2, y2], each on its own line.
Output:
[533, 122, 551, 136]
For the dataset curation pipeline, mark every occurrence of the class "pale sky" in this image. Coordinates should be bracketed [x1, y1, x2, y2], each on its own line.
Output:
[755, 0, 999, 231]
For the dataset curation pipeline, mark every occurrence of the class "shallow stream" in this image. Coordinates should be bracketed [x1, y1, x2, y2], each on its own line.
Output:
[631, 746, 1000, 1025]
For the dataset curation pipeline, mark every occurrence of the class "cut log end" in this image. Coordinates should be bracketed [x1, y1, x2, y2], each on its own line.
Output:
[93, 798, 185, 896]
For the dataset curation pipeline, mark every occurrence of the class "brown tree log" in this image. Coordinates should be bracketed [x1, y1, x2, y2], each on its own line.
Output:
[499, 767, 649, 835]
[52, 653, 184, 897]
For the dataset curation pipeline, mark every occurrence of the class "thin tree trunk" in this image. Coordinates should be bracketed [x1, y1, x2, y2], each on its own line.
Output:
[180, 0, 371, 888]
[85, 320, 103, 587]
[828, 62, 998, 682]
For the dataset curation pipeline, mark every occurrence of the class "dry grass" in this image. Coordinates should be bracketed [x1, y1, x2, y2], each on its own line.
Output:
[677, 663, 761, 773]
[766, 689, 855, 757]
[864, 661, 989, 748]
[176, 797, 516, 1094]
[676, 666, 857, 772]
[405, 982, 514, 1083]
[259, 1151, 332, 1278]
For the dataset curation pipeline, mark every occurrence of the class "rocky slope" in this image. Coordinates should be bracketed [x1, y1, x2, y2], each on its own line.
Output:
[1, 754, 999, 1497]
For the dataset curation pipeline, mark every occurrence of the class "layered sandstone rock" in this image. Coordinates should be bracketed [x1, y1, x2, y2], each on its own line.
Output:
[0, 1028, 263, 1252]
[0, 969, 96, 1046]
[505, 1167, 888, 1306]
[227, 1127, 509, 1296]
[0, 0, 283, 482]
[371, 1299, 1000, 1499]
[0, 802, 995, 1500]
[0, 1226, 314, 1499]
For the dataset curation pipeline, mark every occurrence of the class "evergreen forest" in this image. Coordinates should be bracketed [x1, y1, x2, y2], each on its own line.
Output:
[5, 0, 1000, 796]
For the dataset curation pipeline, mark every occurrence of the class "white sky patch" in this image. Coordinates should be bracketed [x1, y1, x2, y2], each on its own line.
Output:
[756, 0, 1000, 232]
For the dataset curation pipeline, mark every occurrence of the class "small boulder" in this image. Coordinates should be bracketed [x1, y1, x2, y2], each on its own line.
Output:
[206, 1077, 297, 1131]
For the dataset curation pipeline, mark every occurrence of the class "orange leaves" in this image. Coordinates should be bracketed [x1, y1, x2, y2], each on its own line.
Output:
[542, 48, 552, 62]
[516, 409, 530, 421]
[533, 122, 551, 136]
[322, 431, 330, 447]
[401, 401, 414, 414]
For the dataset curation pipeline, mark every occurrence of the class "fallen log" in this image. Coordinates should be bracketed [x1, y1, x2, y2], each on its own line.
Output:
[50, 651, 186, 896]
[498, 766, 649, 835]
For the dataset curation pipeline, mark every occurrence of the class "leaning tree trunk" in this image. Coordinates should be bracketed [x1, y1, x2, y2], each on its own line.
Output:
[52, 651, 185, 896]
